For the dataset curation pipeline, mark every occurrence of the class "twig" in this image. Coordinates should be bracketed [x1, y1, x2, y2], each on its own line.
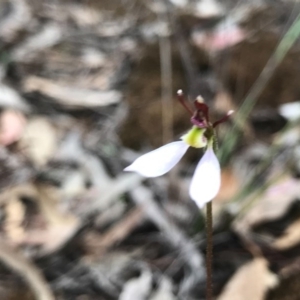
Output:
[220, 12, 300, 163]
[158, 7, 173, 144]
[130, 185, 205, 297]
[0, 239, 54, 300]
[83, 207, 144, 258]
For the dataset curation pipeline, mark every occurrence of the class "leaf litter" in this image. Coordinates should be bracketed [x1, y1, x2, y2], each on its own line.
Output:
[0, 0, 300, 299]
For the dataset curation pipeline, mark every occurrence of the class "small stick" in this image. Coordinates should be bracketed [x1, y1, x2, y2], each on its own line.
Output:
[0, 239, 54, 300]
[83, 207, 144, 259]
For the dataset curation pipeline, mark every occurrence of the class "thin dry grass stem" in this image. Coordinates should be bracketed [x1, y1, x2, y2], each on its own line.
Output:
[239, 234, 263, 258]
[227, 118, 300, 213]
[0, 239, 54, 300]
[130, 185, 205, 295]
[83, 207, 144, 259]
[280, 256, 300, 279]
[220, 12, 300, 163]
[228, 119, 300, 221]
[158, 8, 173, 144]
[232, 171, 289, 229]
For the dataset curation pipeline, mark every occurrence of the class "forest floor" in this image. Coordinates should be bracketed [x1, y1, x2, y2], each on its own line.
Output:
[1, 0, 300, 299]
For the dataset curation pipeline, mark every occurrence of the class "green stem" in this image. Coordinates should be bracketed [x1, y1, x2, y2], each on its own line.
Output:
[206, 201, 213, 300]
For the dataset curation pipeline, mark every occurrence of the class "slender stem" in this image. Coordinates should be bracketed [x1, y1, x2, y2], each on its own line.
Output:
[219, 12, 300, 164]
[159, 10, 173, 144]
[206, 201, 213, 300]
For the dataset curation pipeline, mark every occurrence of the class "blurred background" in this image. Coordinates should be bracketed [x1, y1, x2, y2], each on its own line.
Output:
[1, 0, 300, 299]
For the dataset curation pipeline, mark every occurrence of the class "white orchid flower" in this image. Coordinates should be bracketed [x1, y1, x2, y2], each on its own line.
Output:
[124, 127, 220, 207]
[124, 91, 233, 208]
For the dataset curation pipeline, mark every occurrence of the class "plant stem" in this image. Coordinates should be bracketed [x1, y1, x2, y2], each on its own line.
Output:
[206, 201, 213, 300]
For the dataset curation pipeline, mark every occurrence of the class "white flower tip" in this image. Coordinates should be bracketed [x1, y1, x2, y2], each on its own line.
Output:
[177, 89, 183, 95]
[227, 110, 234, 116]
[123, 141, 189, 178]
[124, 165, 133, 172]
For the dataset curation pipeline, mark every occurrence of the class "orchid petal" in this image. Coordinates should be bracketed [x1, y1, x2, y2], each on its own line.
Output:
[189, 146, 221, 208]
[124, 141, 189, 177]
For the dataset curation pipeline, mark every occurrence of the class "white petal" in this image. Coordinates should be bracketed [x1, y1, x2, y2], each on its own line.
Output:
[189, 146, 221, 208]
[279, 101, 300, 121]
[124, 141, 189, 177]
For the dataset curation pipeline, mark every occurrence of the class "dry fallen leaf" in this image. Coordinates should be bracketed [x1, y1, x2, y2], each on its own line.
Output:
[119, 270, 152, 300]
[19, 117, 57, 166]
[0, 184, 37, 245]
[195, 0, 224, 18]
[12, 23, 63, 62]
[192, 23, 246, 52]
[273, 218, 300, 250]
[83, 208, 143, 257]
[150, 277, 174, 300]
[24, 76, 121, 108]
[0, 0, 31, 42]
[0, 110, 27, 146]
[4, 197, 25, 243]
[68, 4, 103, 26]
[0, 84, 30, 111]
[217, 258, 278, 300]
[215, 168, 240, 203]
[0, 183, 80, 254]
[24, 219, 80, 254]
[234, 176, 300, 235]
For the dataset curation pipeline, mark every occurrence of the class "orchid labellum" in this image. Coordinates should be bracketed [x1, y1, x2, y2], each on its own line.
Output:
[124, 90, 233, 208]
